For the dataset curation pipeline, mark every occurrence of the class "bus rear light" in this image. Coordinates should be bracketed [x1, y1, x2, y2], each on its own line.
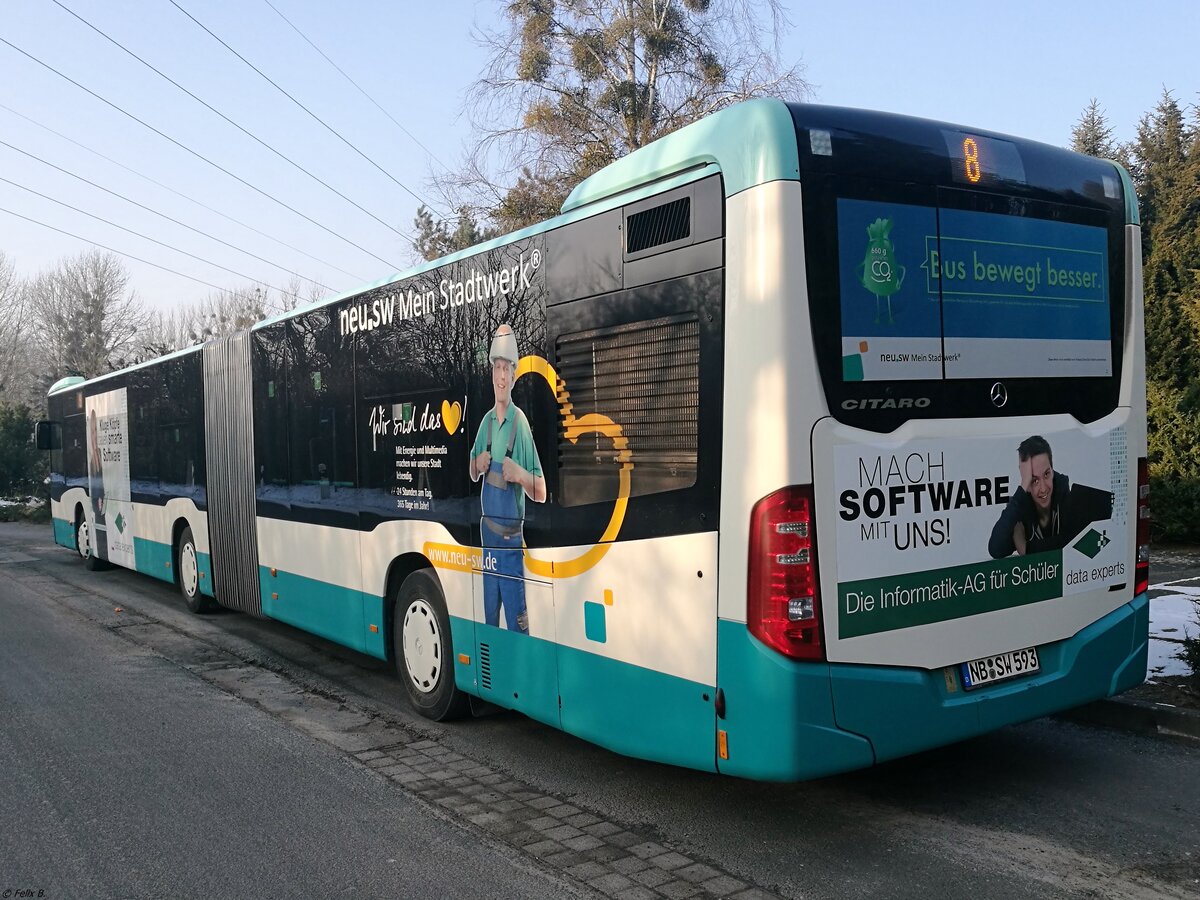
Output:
[1135, 457, 1150, 595]
[748, 485, 824, 661]
[788, 597, 814, 621]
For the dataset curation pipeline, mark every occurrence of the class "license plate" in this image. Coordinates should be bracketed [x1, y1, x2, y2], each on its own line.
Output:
[960, 646, 1040, 690]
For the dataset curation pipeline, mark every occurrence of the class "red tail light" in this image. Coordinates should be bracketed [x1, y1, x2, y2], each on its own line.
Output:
[748, 485, 824, 660]
[1135, 457, 1150, 595]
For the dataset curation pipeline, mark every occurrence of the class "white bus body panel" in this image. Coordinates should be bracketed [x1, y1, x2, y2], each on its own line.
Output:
[718, 180, 828, 624]
[54, 489, 209, 559]
[134, 498, 210, 554]
[533, 531, 719, 686]
[257, 515, 367, 596]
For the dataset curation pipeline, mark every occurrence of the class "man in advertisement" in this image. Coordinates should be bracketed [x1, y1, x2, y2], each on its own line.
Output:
[470, 324, 546, 633]
[989, 435, 1113, 558]
[86, 407, 108, 560]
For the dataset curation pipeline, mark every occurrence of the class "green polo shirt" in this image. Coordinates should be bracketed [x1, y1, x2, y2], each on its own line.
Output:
[472, 403, 543, 519]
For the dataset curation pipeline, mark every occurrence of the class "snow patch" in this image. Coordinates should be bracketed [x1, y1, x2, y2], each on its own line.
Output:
[1147, 584, 1200, 678]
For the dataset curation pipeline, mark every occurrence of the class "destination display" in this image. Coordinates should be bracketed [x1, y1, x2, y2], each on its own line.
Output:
[838, 198, 1111, 382]
[941, 131, 1027, 186]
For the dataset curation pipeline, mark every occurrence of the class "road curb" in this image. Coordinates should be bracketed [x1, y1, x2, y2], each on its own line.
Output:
[1061, 696, 1200, 741]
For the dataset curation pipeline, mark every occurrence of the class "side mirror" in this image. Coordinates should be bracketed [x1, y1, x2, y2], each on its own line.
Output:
[34, 421, 61, 450]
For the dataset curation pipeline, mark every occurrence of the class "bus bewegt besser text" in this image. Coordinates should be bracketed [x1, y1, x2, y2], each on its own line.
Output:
[38, 100, 1149, 781]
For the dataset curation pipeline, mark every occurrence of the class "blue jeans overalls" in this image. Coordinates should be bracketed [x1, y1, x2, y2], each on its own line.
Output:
[481, 411, 528, 633]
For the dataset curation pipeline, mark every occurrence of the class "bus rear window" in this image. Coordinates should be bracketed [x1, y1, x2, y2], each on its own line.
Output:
[837, 198, 1111, 382]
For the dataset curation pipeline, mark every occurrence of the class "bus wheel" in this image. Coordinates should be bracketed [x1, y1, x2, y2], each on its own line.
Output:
[393, 569, 468, 721]
[178, 526, 214, 614]
[76, 517, 107, 571]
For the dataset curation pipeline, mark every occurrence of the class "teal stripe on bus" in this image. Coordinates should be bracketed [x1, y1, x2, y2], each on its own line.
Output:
[1111, 593, 1150, 696]
[1112, 162, 1140, 225]
[826, 595, 1149, 764]
[197, 552, 215, 598]
[128, 537, 214, 597]
[468, 623, 561, 729]
[52, 517, 74, 550]
[134, 537, 175, 583]
[259, 566, 378, 657]
[557, 642, 717, 772]
[465, 620, 717, 771]
[448, 614, 475, 693]
[713, 594, 1149, 779]
[563, 97, 800, 210]
[715, 618, 874, 781]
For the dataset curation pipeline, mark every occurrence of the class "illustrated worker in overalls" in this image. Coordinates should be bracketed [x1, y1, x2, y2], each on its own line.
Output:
[470, 324, 546, 633]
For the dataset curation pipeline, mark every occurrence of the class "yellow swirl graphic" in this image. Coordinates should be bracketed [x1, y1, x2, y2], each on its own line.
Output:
[516, 355, 632, 579]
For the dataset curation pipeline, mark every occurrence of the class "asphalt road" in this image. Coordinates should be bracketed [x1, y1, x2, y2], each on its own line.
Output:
[0, 524, 586, 900]
[2, 521, 1198, 900]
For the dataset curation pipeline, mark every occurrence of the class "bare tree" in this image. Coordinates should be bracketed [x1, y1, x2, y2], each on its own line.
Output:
[137, 306, 200, 359]
[275, 276, 326, 314]
[26, 249, 147, 386]
[0, 251, 32, 405]
[133, 277, 327, 363]
[454, 0, 810, 229]
[187, 286, 269, 343]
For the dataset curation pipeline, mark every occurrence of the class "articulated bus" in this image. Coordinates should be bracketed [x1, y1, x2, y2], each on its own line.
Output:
[40, 101, 1149, 781]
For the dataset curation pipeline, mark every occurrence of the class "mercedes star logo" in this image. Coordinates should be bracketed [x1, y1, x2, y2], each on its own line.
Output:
[990, 382, 1008, 408]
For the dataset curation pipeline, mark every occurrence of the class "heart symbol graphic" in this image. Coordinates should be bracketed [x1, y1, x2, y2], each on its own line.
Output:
[441, 400, 462, 435]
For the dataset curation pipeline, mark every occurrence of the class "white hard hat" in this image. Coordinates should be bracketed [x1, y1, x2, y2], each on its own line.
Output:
[489, 325, 519, 365]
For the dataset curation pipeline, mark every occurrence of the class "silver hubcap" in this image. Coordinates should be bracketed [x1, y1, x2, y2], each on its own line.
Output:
[402, 599, 442, 694]
[78, 521, 91, 559]
[181, 542, 198, 597]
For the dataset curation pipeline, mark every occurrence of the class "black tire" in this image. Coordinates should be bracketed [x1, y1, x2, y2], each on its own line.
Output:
[76, 515, 108, 571]
[393, 568, 469, 721]
[177, 526, 215, 613]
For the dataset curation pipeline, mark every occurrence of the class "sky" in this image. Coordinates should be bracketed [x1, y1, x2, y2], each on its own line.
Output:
[0, 1, 1195, 314]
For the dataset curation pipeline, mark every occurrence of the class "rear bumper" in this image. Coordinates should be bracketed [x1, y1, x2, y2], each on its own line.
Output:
[716, 594, 1148, 781]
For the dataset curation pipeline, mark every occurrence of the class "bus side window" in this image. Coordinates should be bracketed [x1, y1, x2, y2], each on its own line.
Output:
[286, 311, 356, 499]
[556, 314, 700, 507]
[252, 324, 291, 492]
[158, 423, 194, 490]
[62, 395, 85, 488]
[130, 367, 159, 495]
[157, 354, 203, 494]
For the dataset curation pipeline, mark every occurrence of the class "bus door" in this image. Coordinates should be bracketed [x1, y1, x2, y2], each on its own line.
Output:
[471, 529, 559, 729]
[470, 390, 557, 725]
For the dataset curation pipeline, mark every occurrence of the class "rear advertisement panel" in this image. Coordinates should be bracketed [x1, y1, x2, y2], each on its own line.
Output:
[838, 199, 1111, 383]
[831, 426, 1128, 643]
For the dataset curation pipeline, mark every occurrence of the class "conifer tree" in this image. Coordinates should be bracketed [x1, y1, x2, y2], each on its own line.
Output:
[1130, 91, 1200, 392]
[1116, 90, 1200, 539]
[1071, 98, 1117, 159]
[412, 206, 498, 262]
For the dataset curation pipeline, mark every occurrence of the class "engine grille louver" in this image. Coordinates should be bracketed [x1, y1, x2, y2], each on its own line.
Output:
[626, 197, 691, 254]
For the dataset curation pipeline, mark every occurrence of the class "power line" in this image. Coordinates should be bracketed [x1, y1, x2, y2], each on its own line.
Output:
[0, 137, 333, 293]
[51, 0, 408, 242]
[0, 35, 401, 271]
[0, 205, 230, 294]
[169, 0, 436, 213]
[0, 101, 363, 282]
[260, 0, 454, 178]
[0, 175, 291, 293]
